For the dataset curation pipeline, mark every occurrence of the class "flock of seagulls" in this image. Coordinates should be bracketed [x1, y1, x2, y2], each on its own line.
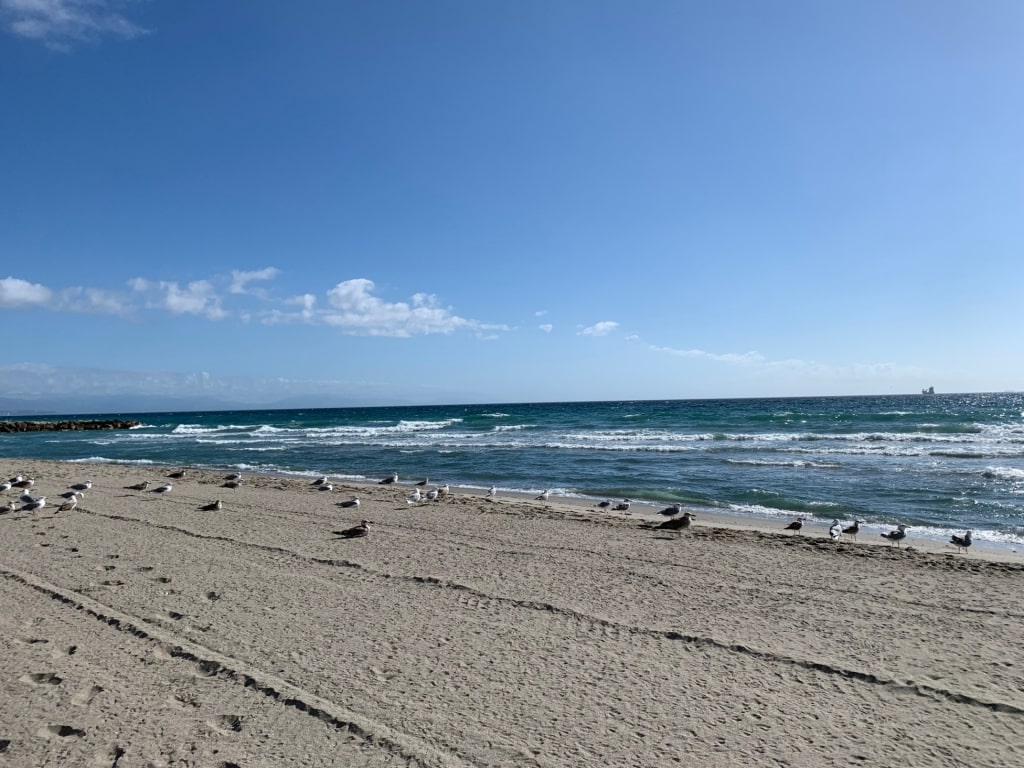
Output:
[0, 470, 980, 558]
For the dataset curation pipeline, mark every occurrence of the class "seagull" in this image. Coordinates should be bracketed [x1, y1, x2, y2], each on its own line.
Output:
[784, 517, 804, 534]
[596, 500, 612, 509]
[7, 475, 22, 484]
[658, 503, 683, 517]
[950, 530, 972, 554]
[407, 488, 422, 504]
[0, 481, 11, 493]
[379, 472, 398, 485]
[654, 512, 695, 537]
[221, 479, 242, 489]
[436, 484, 450, 500]
[842, 520, 863, 542]
[425, 488, 439, 502]
[20, 496, 46, 513]
[19, 491, 38, 504]
[613, 499, 631, 512]
[125, 481, 150, 491]
[317, 483, 334, 492]
[311, 476, 329, 487]
[68, 481, 92, 492]
[199, 500, 223, 511]
[0, 500, 15, 514]
[829, 519, 842, 541]
[224, 472, 242, 481]
[881, 524, 909, 547]
[56, 496, 78, 513]
[535, 490, 550, 501]
[13, 478, 35, 489]
[338, 495, 360, 509]
[58, 490, 84, 501]
[485, 486, 497, 498]
[337, 520, 371, 538]
[149, 484, 173, 495]
[167, 470, 186, 479]
[415, 477, 429, 486]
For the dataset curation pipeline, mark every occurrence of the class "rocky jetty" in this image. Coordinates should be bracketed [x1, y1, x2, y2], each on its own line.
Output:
[0, 419, 141, 433]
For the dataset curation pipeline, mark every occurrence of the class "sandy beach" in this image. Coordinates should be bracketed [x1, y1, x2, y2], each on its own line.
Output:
[2, 459, 1023, 767]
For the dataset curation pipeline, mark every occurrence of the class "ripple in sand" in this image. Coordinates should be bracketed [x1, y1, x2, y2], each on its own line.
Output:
[20, 672, 62, 686]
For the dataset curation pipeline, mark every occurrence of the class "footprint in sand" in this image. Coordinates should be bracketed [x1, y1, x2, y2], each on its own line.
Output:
[166, 611, 185, 621]
[14, 637, 48, 647]
[71, 685, 104, 707]
[136, 566, 154, 572]
[97, 565, 116, 572]
[207, 715, 242, 734]
[19, 672, 62, 686]
[153, 643, 178, 661]
[205, 591, 221, 602]
[36, 724, 85, 739]
[154, 576, 172, 584]
[90, 743, 124, 768]
[0, 739, 10, 753]
[53, 645, 77, 658]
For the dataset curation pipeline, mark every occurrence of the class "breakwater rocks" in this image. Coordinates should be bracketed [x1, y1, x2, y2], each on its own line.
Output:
[0, 419, 141, 434]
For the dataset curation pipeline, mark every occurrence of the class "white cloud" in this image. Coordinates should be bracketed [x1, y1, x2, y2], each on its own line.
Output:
[131, 278, 227, 320]
[57, 286, 133, 315]
[321, 278, 473, 337]
[0, 276, 52, 307]
[230, 267, 280, 295]
[649, 344, 766, 364]
[538, 324, 553, 333]
[579, 321, 619, 337]
[0, 0, 148, 50]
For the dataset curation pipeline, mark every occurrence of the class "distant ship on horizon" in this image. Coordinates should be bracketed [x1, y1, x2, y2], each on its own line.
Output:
[922, 386, 935, 395]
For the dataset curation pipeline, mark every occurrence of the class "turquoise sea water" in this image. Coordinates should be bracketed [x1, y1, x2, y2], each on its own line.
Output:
[3, 393, 1023, 548]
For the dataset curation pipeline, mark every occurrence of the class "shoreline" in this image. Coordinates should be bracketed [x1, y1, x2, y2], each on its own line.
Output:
[2, 457, 1023, 765]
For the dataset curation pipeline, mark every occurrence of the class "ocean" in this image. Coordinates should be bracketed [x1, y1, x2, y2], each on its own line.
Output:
[3, 393, 1023, 549]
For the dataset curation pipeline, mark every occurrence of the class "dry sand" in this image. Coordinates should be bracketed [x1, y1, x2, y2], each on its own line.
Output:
[2, 458, 1023, 767]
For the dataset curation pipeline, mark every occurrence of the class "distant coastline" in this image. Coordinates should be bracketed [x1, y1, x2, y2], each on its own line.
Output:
[0, 419, 141, 433]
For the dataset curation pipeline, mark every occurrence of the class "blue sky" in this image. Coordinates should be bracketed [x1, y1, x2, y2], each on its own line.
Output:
[2, 1, 1022, 409]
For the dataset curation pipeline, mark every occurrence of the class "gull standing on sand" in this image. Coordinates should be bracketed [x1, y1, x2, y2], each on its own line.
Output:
[379, 472, 398, 485]
[416, 477, 429, 486]
[829, 519, 842, 541]
[338, 495, 360, 509]
[224, 472, 242, 481]
[407, 488, 422, 504]
[655, 512, 695, 537]
[19, 491, 38, 504]
[312, 476, 329, 487]
[56, 496, 78, 513]
[596, 500, 612, 509]
[221, 479, 242, 489]
[842, 520, 863, 542]
[436, 484, 450, 500]
[0, 500, 15, 514]
[425, 488, 439, 502]
[486, 486, 497, 498]
[167, 469, 186, 479]
[125, 481, 150, 491]
[0, 481, 11, 493]
[881, 524, 909, 547]
[535, 490, 550, 501]
[337, 520, 371, 538]
[784, 517, 804, 534]
[658, 503, 682, 517]
[68, 481, 92, 492]
[317, 483, 334, 492]
[199, 500, 223, 511]
[614, 499, 631, 512]
[13, 478, 34, 489]
[950, 530, 972, 554]
[150, 483, 173, 495]
[20, 496, 46, 513]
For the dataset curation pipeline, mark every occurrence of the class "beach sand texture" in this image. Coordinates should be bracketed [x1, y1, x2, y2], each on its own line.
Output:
[2, 460, 1023, 767]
